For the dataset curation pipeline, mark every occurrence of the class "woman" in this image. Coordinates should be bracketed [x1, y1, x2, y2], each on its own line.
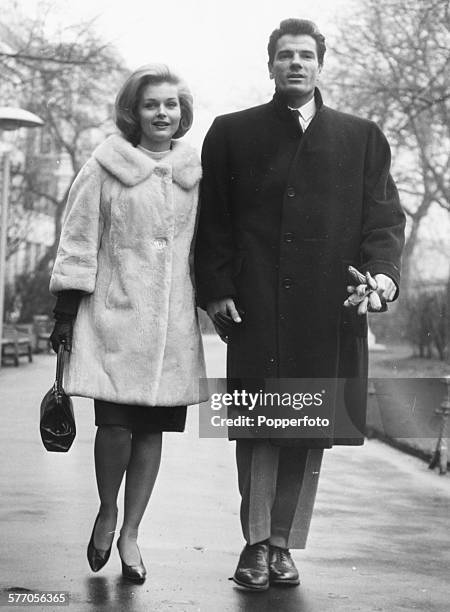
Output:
[49, 64, 206, 583]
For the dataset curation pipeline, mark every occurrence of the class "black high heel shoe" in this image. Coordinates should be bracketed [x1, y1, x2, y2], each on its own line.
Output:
[117, 538, 147, 583]
[87, 514, 114, 572]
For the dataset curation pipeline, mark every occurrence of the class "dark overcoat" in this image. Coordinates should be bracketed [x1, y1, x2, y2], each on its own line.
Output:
[194, 89, 405, 446]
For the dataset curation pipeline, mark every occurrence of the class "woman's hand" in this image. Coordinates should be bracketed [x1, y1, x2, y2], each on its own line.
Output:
[50, 317, 74, 353]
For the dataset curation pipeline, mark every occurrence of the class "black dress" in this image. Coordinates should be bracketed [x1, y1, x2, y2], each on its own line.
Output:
[94, 400, 187, 432]
[54, 290, 187, 432]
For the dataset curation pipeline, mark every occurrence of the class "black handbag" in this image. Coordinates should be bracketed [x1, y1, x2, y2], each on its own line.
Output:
[40, 343, 76, 452]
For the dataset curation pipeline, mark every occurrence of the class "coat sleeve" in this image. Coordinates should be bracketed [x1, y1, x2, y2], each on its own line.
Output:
[194, 117, 236, 309]
[53, 290, 84, 318]
[49, 158, 104, 295]
[188, 184, 201, 295]
[359, 122, 406, 298]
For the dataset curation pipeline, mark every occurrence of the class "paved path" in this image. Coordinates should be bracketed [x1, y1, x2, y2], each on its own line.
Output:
[0, 337, 449, 611]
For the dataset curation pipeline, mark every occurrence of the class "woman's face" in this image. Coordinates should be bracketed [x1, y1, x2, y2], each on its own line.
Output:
[137, 82, 181, 151]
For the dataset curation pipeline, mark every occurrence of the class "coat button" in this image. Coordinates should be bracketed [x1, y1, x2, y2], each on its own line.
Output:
[153, 237, 167, 249]
[284, 232, 294, 243]
[286, 187, 296, 198]
[282, 277, 293, 289]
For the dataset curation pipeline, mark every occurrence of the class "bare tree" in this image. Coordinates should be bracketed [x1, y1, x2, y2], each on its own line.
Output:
[5, 181, 34, 261]
[1, 1, 127, 268]
[327, 0, 450, 294]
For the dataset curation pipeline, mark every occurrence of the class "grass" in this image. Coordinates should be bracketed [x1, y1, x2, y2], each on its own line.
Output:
[369, 342, 449, 378]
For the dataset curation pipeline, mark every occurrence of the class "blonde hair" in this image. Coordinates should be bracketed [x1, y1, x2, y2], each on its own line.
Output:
[114, 64, 193, 145]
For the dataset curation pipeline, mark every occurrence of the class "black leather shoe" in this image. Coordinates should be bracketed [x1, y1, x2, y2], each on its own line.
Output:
[269, 545, 300, 586]
[117, 539, 146, 584]
[87, 514, 114, 572]
[232, 542, 269, 591]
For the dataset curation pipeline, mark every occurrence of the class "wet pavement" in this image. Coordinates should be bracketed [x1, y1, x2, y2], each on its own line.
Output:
[0, 336, 449, 611]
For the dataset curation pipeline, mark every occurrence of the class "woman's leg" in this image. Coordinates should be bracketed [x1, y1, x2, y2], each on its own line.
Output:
[93, 425, 132, 549]
[118, 431, 163, 564]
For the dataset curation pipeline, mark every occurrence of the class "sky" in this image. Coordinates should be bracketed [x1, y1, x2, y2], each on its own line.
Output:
[36, 0, 353, 69]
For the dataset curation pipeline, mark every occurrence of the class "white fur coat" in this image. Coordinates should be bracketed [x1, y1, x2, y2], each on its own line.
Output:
[50, 134, 207, 406]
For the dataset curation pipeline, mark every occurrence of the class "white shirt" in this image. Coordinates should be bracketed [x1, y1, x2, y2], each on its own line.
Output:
[288, 97, 316, 132]
[137, 145, 170, 160]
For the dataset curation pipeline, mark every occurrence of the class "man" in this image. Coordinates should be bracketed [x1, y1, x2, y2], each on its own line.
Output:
[195, 19, 405, 590]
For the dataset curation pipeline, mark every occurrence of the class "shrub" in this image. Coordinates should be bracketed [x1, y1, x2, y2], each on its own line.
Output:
[405, 289, 447, 360]
[369, 298, 407, 343]
[6, 269, 55, 323]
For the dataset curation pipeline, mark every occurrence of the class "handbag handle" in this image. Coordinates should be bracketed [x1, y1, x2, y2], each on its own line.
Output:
[54, 343, 67, 402]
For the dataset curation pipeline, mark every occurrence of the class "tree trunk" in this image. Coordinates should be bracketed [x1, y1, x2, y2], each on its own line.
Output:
[401, 192, 435, 297]
[401, 218, 419, 297]
[35, 201, 64, 273]
[446, 272, 450, 365]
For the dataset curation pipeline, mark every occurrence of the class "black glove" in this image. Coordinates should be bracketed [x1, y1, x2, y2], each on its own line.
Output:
[50, 315, 74, 353]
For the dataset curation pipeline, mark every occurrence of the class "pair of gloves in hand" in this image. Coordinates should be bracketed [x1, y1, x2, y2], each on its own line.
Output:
[344, 266, 394, 314]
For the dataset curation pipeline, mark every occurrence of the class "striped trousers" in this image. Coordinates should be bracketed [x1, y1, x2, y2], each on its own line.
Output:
[236, 439, 323, 549]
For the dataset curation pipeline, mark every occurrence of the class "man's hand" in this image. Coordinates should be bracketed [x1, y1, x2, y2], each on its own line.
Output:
[207, 298, 242, 343]
[373, 274, 396, 302]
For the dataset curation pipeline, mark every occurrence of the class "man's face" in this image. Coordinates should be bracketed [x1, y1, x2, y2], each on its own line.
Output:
[268, 34, 322, 106]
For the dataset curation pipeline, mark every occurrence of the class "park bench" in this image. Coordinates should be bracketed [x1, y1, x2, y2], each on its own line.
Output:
[1, 324, 33, 366]
[33, 315, 53, 353]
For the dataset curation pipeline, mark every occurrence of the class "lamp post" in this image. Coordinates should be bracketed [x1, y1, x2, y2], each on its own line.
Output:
[0, 107, 44, 368]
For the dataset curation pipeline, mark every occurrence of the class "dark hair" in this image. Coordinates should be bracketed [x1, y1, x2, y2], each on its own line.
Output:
[267, 19, 326, 66]
[114, 64, 193, 145]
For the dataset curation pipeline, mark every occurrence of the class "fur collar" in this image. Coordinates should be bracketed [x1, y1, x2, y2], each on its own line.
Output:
[93, 133, 202, 189]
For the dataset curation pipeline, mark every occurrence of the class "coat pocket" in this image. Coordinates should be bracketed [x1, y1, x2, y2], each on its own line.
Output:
[232, 250, 246, 279]
[105, 268, 132, 310]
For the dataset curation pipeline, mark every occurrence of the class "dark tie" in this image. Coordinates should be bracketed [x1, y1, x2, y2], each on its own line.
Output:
[289, 109, 303, 135]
